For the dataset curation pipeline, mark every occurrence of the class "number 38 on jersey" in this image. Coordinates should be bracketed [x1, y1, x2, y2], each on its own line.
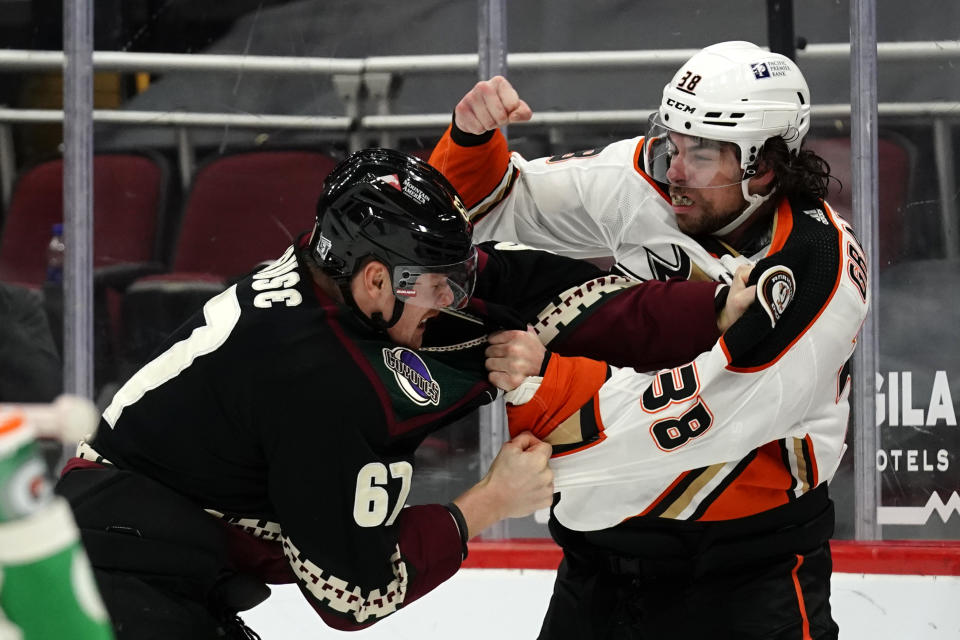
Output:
[642, 363, 714, 452]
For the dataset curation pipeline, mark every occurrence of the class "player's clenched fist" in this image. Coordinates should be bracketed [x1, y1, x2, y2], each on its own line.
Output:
[485, 326, 546, 391]
[454, 75, 533, 135]
[452, 431, 553, 538]
[485, 431, 554, 519]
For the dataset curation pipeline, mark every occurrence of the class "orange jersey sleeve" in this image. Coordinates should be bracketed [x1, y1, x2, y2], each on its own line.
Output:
[429, 124, 513, 212]
[506, 354, 608, 440]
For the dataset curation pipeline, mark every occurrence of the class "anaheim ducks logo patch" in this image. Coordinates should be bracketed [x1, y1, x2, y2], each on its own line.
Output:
[757, 265, 795, 327]
[382, 347, 440, 406]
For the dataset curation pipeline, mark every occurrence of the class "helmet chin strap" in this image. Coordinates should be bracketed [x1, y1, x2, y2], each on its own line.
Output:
[711, 181, 777, 238]
[337, 278, 404, 332]
[370, 297, 404, 331]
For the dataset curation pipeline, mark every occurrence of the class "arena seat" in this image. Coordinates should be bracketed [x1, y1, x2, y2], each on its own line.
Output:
[803, 134, 913, 269]
[0, 152, 171, 394]
[0, 152, 169, 288]
[165, 150, 337, 278]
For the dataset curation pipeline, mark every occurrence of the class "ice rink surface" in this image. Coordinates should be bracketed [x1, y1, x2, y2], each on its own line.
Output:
[242, 569, 960, 639]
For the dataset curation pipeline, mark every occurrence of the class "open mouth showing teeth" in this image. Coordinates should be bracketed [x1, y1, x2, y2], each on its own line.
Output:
[671, 193, 694, 206]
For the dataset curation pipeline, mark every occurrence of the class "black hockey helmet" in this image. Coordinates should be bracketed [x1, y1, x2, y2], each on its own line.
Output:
[309, 148, 477, 322]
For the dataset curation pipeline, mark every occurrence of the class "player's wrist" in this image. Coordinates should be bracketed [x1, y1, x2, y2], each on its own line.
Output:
[444, 502, 470, 560]
[453, 480, 507, 539]
[451, 111, 497, 146]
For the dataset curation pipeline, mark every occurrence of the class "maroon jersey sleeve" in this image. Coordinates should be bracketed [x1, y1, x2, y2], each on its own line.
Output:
[302, 504, 463, 631]
[551, 277, 722, 372]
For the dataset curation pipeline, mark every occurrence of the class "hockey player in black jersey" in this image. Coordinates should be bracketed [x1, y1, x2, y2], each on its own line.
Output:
[55, 148, 743, 638]
[55, 149, 556, 638]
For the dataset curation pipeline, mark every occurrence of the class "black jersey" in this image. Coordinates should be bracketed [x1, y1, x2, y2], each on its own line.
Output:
[91, 244, 499, 626]
[78, 240, 720, 629]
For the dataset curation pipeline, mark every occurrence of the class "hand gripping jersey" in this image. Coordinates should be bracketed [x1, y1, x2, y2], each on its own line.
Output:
[67, 240, 721, 630]
[431, 125, 870, 532]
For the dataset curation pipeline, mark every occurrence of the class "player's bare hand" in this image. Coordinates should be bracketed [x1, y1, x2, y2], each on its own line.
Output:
[718, 264, 757, 332]
[485, 326, 546, 391]
[454, 75, 533, 134]
[483, 431, 554, 519]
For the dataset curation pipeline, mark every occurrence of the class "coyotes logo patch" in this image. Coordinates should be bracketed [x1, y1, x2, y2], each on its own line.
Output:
[382, 347, 440, 406]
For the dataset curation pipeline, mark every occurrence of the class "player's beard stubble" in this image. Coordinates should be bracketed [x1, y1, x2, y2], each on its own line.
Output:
[670, 185, 750, 237]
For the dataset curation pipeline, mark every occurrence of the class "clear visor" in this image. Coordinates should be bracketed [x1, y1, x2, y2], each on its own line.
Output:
[645, 113, 748, 190]
[392, 246, 478, 310]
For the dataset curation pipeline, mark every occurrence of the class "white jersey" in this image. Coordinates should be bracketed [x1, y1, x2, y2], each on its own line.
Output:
[431, 126, 869, 531]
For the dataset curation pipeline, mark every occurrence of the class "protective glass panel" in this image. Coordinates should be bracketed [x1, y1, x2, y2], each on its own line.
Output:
[872, 2, 960, 540]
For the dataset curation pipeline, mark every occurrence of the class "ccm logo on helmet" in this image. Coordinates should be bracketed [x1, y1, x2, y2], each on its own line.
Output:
[666, 98, 696, 114]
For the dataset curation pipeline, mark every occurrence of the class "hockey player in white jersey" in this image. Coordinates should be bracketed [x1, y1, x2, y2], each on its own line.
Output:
[433, 41, 868, 639]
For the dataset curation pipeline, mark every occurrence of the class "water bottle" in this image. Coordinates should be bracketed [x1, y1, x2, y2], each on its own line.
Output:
[0, 404, 114, 639]
[45, 223, 65, 285]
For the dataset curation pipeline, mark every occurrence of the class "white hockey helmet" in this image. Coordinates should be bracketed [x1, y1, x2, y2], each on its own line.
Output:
[644, 41, 811, 187]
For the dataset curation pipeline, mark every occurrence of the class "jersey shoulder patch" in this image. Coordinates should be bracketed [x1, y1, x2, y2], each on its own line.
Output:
[756, 265, 796, 327]
[720, 195, 846, 371]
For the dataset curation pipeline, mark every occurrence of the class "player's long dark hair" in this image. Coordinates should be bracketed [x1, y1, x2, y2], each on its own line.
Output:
[759, 136, 838, 201]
